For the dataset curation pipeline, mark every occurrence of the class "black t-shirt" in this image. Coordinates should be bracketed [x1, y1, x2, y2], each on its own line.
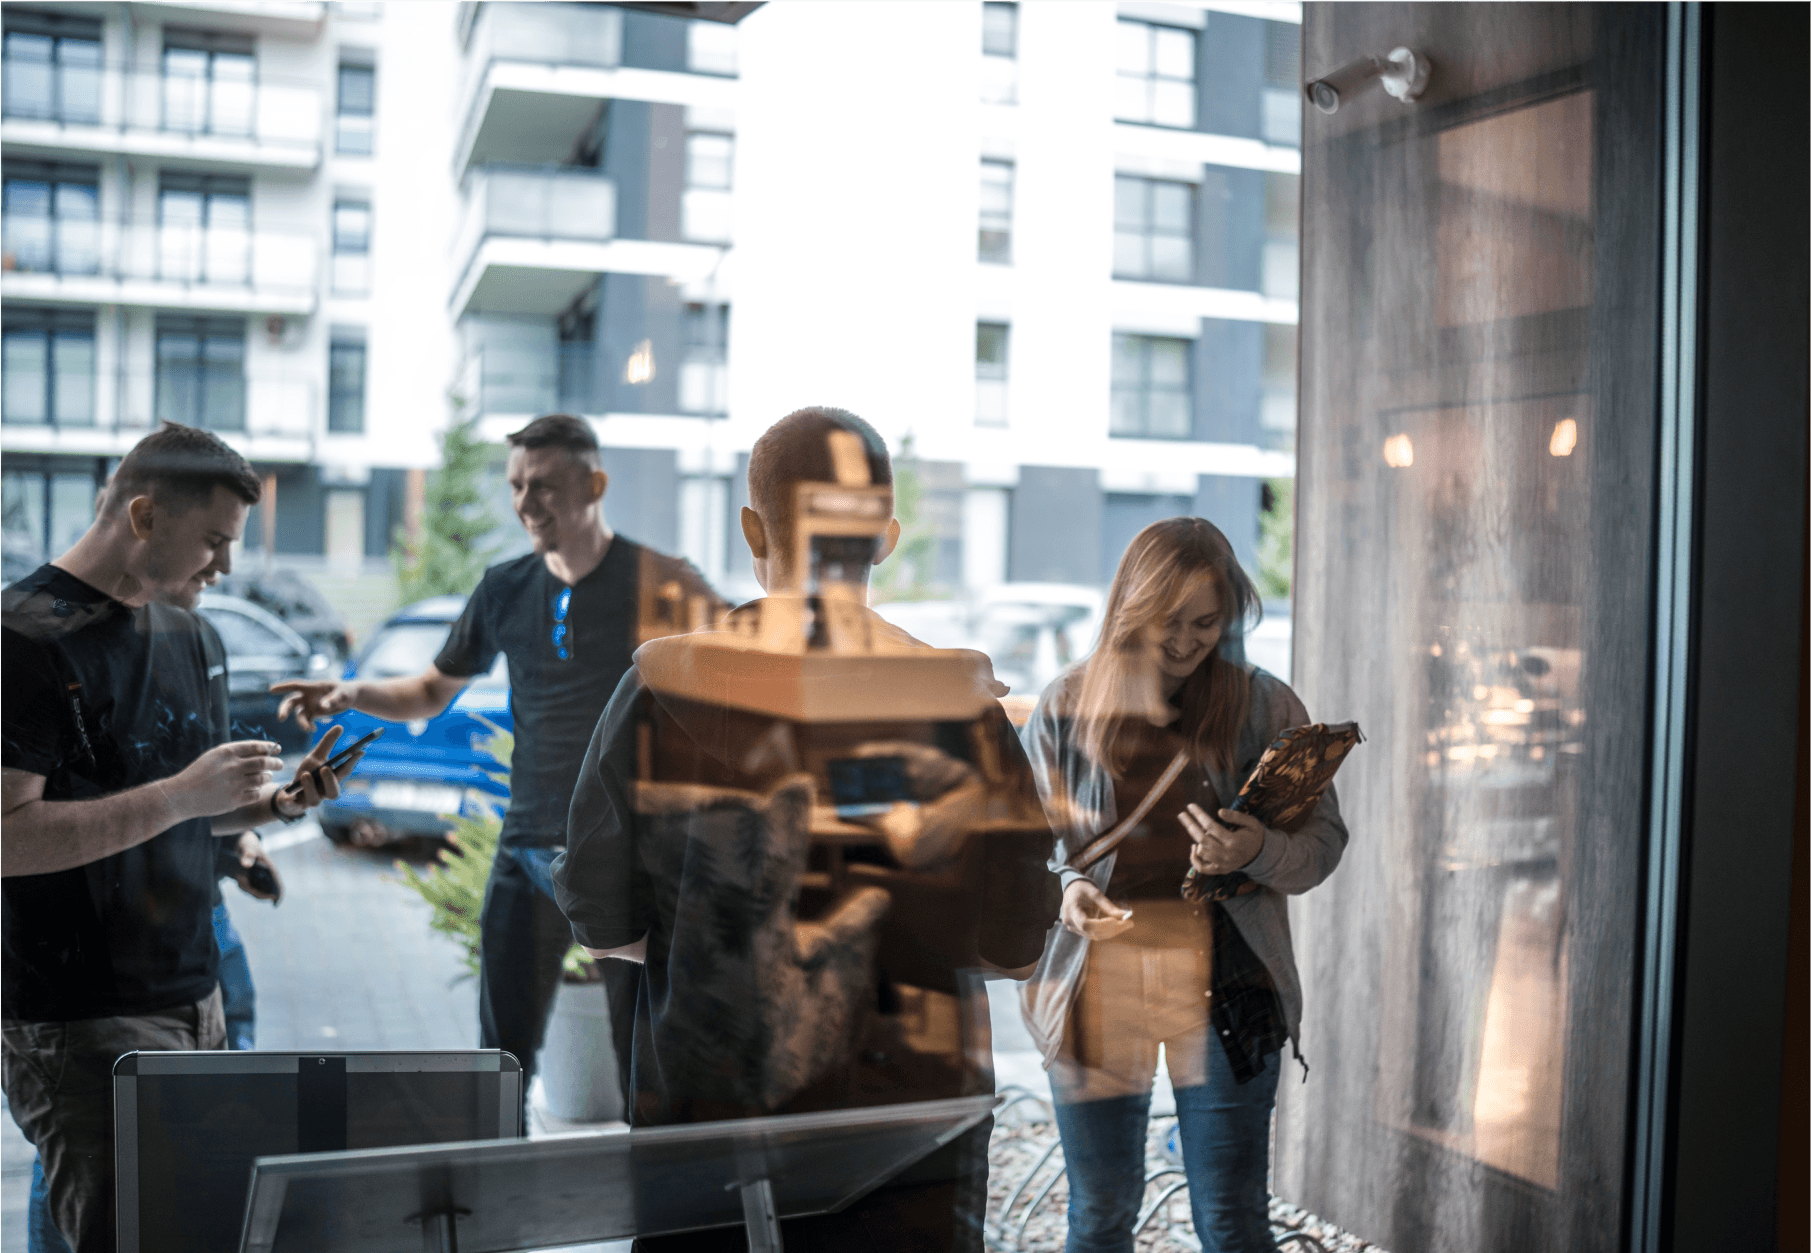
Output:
[1, 565, 231, 1021]
[434, 540, 723, 848]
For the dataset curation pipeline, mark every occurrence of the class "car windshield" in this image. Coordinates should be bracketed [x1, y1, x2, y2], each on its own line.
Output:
[357, 620, 509, 689]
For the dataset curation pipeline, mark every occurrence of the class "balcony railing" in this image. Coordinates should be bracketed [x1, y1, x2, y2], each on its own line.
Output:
[1, 367, 318, 442]
[1, 216, 318, 296]
[453, 165, 616, 311]
[0, 58, 321, 154]
[469, 343, 597, 416]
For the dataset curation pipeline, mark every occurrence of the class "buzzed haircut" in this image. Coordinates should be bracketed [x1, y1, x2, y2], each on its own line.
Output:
[104, 422, 261, 517]
[746, 407, 893, 550]
[506, 413, 600, 464]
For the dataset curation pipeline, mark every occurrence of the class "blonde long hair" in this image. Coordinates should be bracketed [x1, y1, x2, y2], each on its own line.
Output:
[1073, 517, 1260, 776]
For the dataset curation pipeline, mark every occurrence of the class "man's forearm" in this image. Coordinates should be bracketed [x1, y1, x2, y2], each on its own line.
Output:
[2, 782, 191, 876]
[349, 676, 458, 722]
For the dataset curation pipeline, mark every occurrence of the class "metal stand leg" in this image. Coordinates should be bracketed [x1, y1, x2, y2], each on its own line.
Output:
[421, 1210, 459, 1253]
[740, 1178, 783, 1253]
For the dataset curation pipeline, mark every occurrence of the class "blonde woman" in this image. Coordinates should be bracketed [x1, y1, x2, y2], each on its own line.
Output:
[1018, 517, 1347, 1253]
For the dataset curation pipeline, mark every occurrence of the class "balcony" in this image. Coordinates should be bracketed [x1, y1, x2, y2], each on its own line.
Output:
[1, 59, 321, 172]
[468, 341, 598, 417]
[1, 216, 318, 315]
[1, 368, 318, 461]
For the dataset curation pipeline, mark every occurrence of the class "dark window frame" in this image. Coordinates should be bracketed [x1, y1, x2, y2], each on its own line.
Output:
[1, 306, 96, 427]
[336, 62, 375, 155]
[979, 158, 1013, 264]
[1110, 332, 1195, 440]
[1115, 18, 1199, 130]
[154, 314, 246, 432]
[328, 333, 366, 434]
[1, 9, 102, 125]
[2, 160, 100, 276]
[1114, 173, 1196, 283]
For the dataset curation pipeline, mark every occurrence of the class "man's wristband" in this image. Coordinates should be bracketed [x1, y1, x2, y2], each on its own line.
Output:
[270, 788, 308, 825]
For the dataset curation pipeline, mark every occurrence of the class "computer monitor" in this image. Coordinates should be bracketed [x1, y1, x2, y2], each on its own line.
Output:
[113, 1049, 520, 1253]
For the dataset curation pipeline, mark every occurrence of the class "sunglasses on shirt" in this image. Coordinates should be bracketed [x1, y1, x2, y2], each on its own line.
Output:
[551, 587, 573, 661]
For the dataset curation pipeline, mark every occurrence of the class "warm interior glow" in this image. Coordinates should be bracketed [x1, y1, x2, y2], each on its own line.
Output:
[623, 339, 656, 385]
[1382, 433, 1415, 468]
[1549, 417, 1578, 456]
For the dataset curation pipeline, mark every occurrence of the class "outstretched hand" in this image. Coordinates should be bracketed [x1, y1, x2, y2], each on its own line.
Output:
[270, 678, 356, 733]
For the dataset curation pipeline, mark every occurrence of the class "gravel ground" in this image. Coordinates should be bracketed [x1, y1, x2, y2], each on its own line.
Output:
[983, 1101, 1390, 1253]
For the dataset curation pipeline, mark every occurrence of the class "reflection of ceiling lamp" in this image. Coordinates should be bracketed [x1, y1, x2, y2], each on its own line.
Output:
[1549, 417, 1578, 457]
[623, 339, 656, 385]
[1304, 47, 1432, 114]
[1382, 433, 1415, 468]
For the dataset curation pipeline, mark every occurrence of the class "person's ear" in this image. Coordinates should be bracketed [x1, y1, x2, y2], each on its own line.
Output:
[740, 506, 768, 560]
[126, 495, 157, 542]
[874, 517, 901, 565]
[591, 468, 608, 503]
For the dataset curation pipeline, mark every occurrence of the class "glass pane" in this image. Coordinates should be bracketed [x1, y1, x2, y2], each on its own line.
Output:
[1261, 239, 1299, 300]
[210, 52, 255, 137]
[3, 178, 50, 217]
[55, 183, 99, 274]
[982, 3, 1016, 57]
[1149, 234, 1192, 281]
[975, 323, 1007, 368]
[205, 225, 249, 285]
[1147, 338, 1189, 387]
[686, 20, 738, 75]
[681, 188, 732, 244]
[978, 228, 1010, 264]
[1146, 389, 1191, 438]
[1115, 20, 1150, 75]
[156, 334, 196, 424]
[3, 182, 52, 272]
[58, 37, 102, 124]
[1112, 231, 1145, 277]
[334, 203, 371, 252]
[980, 162, 1013, 212]
[52, 332, 94, 426]
[336, 114, 374, 155]
[162, 49, 207, 131]
[1110, 333, 1142, 384]
[4, 34, 54, 119]
[2, 471, 41, 565]
[1151, 79, 1196, 129]
[1113, 176, 1146, 229]
[338, 64, 375, 115]
[1114, 74, 1148, 123]
[980, 54, 1016, 106]
[1108, 387, 1143, 436]
[686, 134, 734, 190]
[208, 193, 250, 231]
[1152, 27, 1196, 81]
[975, 378, 1007, 426]
[2, 332, 48, 423]
[1151, 181, 1192, 232]
[48, 473, 95, 555]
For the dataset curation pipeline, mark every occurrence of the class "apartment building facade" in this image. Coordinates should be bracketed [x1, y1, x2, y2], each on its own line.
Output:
[0, 0, 456, 595]
[456, 0, 1301, 601]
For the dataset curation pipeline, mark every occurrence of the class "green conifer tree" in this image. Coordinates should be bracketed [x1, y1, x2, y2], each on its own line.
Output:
[392, 398, 500, 602]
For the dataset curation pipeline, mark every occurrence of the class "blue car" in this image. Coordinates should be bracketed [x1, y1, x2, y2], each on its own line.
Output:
[313, 596, 511, 846]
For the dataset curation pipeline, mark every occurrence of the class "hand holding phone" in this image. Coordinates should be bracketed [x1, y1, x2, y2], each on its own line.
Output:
[279, 726, 383, 805]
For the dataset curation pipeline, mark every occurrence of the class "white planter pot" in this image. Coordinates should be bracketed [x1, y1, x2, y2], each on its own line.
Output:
[538, 979, 623, 1124]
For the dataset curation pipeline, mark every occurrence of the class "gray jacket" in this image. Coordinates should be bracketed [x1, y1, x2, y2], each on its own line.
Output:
[1016, 663, 1349, 1066]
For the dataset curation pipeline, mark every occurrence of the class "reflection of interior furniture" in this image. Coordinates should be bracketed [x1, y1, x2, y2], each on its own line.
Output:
[237, 1094, 994, 1253]
[113, 1050, 519, 1253]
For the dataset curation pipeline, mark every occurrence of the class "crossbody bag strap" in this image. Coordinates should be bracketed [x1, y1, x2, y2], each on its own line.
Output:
[1067, 749, 1191, 872]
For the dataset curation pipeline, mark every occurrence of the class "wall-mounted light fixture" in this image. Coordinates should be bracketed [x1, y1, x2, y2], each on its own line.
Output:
[1382, 433, 1415, 468]
[1304, 47, 1432, 114]
[1549, 418, 1579, 457]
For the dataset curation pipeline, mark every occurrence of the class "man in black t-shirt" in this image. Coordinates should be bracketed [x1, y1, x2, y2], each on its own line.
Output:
[1, 424, 365, 1253]
[275, 415, 724, 1113]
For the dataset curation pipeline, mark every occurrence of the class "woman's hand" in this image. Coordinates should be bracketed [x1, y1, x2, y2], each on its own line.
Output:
[1060, 878, 1134, 940]
[1181, 804, 1265, 876]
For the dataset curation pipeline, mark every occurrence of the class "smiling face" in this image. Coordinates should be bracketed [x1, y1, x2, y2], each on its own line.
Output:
[1147, 574, 1226, 686]
[507, 444, 605, 555]
[127, 484, 248, 609]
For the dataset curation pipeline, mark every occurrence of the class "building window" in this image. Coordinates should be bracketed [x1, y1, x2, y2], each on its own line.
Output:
[158, 172, 250, 285]
[329, 333, 366, 433]
[1261, 20, 1302, 146]
[1260, 323, 1297, 451]
[2, 307, 94, 427]
[2, 10, 101, 125]
[162, 29, 255, 138]
[682, 130, 733, 243]
[336, 62, 375, 155]
[1116, 19, 1196, 129]
[679, 475, 729, 581]
[679, 302, 728, 415]
[1261, 172, 1299, 300]
[332, 199, 371, 295]
[1, 161, 99, 275]
[1111, 333, 1192, 439]
[3, 465, 104, 568]
[976, 322, 1008, 427]
[1114, 175, 1194, 282]
[979, 159, 1013, 264]
[686, 20, 737, 76]
[981, 2, 1017, 105]
[155, 315, 245, 432]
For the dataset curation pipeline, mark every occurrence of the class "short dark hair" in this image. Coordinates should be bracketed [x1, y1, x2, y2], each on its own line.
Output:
[105, 422, 261, 516]
[747, 407, 893, 550]
[506, 413, 599, 464]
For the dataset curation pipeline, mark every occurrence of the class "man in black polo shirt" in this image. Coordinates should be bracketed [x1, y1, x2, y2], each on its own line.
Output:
[2, 424, 364, 1253]
[274, 415, 723, 1113]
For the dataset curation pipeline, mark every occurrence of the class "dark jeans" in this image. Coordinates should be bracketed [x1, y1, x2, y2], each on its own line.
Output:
[479, 844, 637, 1122]
[1052, 1033, 1280, 1253]
[3, 988, 225, 1253]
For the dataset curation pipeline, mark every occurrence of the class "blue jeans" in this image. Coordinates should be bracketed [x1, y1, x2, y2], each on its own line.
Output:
[29, 1158, 73, 1253]
[1052, 1034, 1279, 1253]
[214, 900, 256, 1051]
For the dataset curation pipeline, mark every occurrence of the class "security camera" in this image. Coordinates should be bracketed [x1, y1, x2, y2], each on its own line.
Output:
[1304, 47, 1431, 114]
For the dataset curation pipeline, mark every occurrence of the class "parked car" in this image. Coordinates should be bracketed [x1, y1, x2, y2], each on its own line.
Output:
[313, 595, 512, 847]
[211, 566, 353, 661]
[196, 593, 334, 751]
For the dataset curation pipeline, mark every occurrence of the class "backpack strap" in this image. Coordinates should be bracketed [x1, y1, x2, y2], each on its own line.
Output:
[1067, 749, 1190, 872]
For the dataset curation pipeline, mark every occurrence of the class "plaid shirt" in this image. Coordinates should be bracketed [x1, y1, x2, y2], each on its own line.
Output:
[1207, 899, 1293, 1084]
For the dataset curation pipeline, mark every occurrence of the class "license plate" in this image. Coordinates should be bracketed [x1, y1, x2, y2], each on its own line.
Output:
[369, 782, 466, 815]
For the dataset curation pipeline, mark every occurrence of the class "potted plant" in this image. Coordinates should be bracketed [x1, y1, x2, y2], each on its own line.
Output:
[396, 722, 622, 1123]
